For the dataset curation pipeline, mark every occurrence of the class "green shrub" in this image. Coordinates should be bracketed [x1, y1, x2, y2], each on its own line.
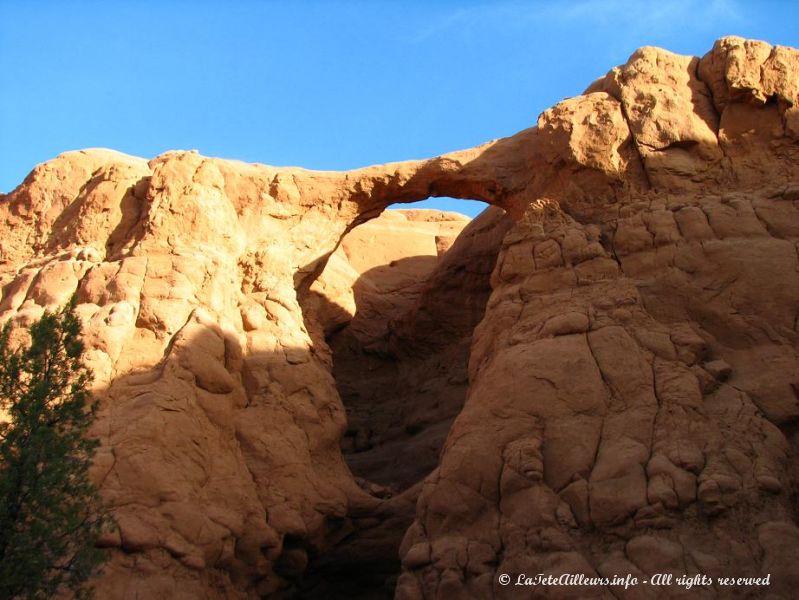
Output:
[0, 300, 114, 599]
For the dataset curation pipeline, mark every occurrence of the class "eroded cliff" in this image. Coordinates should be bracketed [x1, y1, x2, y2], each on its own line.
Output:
[0, 36, 798, 599]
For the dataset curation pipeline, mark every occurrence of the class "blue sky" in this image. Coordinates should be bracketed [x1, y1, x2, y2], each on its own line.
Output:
[1, 1, 798, 217]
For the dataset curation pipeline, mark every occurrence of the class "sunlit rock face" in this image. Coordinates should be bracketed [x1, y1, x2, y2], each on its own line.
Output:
[0, 36, 797, 599]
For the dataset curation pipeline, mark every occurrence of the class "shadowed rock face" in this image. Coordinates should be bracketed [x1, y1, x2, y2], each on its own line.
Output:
[0, 36, 798, 599]
[306, 207, 511, 494]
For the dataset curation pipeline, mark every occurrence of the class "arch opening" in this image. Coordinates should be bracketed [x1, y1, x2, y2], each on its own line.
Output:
[295, 201, 511, 599]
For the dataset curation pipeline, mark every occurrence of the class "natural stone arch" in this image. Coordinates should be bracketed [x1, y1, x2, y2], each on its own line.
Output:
[0, 35, 797, 600]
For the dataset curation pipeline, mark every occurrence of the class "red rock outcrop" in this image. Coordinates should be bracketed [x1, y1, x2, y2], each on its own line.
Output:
[397, 38, 799, 600]
[0, 36, 797, 599]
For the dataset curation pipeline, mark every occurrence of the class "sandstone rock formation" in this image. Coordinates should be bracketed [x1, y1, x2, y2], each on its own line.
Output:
[317, 207, 511, 491]
[305, 208, 470, 342]
[0, 36, 797, 599]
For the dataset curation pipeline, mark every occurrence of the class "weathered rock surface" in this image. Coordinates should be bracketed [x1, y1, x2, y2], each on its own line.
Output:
[305, 208, 470, 342]
[0, 36, 797, 599]
[397, 37, 799, 600]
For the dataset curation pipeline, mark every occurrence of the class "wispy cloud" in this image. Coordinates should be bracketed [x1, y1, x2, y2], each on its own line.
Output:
[409, 0, 743, 44]
[559, 0, 743, 35]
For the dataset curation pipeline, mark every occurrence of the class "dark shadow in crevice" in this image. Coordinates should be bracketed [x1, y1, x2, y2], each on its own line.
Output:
[299, 207, 513, 492]
[292, 205, 512, 599]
